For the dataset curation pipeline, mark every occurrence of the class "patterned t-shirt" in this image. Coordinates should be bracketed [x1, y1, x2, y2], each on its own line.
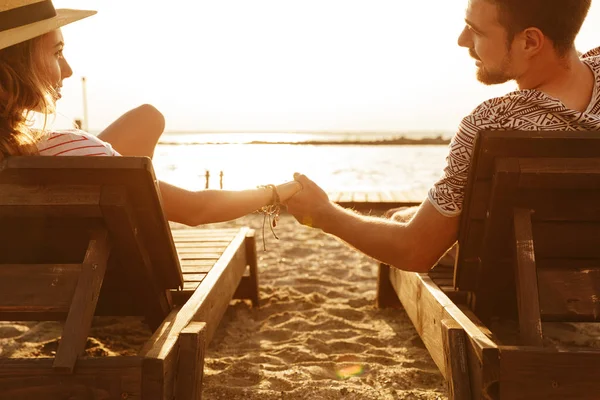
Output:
[429, 47, 600, 217]
[36, 129, 120, 156]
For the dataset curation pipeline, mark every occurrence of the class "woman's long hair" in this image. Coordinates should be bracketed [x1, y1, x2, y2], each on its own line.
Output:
[0, 36, 56, 156]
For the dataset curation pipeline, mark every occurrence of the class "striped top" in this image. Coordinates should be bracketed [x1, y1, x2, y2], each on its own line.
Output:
[429, 46, 600, 217]
[36, 129, 120, 156]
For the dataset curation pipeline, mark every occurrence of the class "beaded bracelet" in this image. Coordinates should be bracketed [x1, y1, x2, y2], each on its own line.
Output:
[258, 184, 282, 251]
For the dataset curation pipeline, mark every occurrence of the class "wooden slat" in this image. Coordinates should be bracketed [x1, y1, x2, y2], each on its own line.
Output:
[54, 230, 111, 373]
[175, 242, 231, 248]
[532, 222, 600, 259]
[352, 192, 367, 203]
[182, 273, 207, 282]
[0, 184, 102, 218]
[499, 347, 600, 400]
[181, 265, 215, 273]
[176, 246, 228, 254]
[180, 261, 218, 268]
[538, 268, 600, 321]
[338, 192, 353, 203]
[178, 252, 230, 259]
[513, 209, 543, 346]
[379, 191, 394, 202]
[517, 157, 600, 189]
[471, 157, 520, 321]
[0, 264, 80, 315]
[0, 357, 142, 399]
[100, 186, 171, 329]
[175, 322, 206, 400]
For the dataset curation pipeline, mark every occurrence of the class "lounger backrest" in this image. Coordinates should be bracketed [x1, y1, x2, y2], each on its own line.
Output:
[0, 156, 183, 327]
[456, 130, 600, 323]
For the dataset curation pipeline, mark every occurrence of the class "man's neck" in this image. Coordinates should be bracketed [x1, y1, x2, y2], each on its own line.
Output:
[516, 50, 594, 112]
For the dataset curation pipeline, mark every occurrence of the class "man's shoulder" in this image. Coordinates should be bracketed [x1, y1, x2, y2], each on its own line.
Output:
[582, 46, 600, 59]
[459, 90, 547, 133]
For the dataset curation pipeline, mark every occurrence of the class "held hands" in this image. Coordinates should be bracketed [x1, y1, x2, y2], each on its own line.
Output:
[285, 173, 334, 229]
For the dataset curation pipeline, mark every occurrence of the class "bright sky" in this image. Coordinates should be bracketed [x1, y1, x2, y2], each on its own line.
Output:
[52, 0, 600, 133]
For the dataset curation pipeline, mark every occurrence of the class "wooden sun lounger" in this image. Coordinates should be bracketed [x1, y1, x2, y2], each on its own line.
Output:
[377, 130, 600, 400]
[0, 156, 258, 399]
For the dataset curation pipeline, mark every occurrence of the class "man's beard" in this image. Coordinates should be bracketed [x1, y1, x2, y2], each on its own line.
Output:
[471, 49, 514, 85]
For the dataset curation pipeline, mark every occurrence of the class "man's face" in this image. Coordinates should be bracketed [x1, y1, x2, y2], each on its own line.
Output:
[458, 0, 516, 85]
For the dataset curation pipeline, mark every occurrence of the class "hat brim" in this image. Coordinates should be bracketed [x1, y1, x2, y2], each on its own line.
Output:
[0, 8, 96, 51]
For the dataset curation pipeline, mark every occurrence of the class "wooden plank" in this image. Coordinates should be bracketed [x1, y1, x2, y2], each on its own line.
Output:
[182, 273, 208, 282]
[389, 267, 498, 383]
[441, 319, 472, 400]
[100, 186, 172, 329]
[517, 157, 600, 189]
[472, 157, 520, 321]
[0, 264, 80, 314]
[532, 222, 600, 259]
[175, 322, 206, 400]
[175, 242, 231, 249]
[0, 184, 102, 218]
[181, 265, 215, 273]
[177, 247, 229, 255]
[0, 356, 142, 399]
[379, 191, 394, 202]
[182, 282, 201, 291]
[352, 192, 367, 203]
[499, 346, 600, 400]
[178, 253, 232, 260]
[140, 228, 251, 357]
[54, 229, 111, 373]
[513, 208, 543, 346]
[538, 268, 600, 321]
[390, 191, 409, 202]
[338, 192, 353, 203]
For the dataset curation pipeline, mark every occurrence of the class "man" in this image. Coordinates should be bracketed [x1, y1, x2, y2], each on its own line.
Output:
[286, 0, 600, 272]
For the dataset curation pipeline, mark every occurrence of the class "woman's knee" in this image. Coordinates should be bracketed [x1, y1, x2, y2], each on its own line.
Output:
[135, 104, 165, 135]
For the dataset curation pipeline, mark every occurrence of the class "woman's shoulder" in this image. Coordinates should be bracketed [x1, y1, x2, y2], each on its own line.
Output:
[37, 129, 120, 156]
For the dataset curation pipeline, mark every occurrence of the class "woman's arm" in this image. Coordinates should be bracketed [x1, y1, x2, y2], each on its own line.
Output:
[159, 180, 301, 226]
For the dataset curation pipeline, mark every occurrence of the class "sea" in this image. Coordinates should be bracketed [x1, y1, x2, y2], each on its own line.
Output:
[152, 131, 452, 194]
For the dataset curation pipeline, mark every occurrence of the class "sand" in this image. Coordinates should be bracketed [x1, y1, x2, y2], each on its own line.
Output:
[0, 213, 448, 400]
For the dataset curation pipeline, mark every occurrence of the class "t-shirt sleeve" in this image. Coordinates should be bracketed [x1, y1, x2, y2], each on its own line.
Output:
[427, 98, 507, 217]
[37, 129, 121, 156]
[427, 116, 477, 217]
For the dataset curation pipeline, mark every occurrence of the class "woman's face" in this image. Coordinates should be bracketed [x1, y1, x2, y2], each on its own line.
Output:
[37, 29, 73, 101]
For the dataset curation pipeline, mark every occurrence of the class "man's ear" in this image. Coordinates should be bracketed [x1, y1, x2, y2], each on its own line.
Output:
[519, 27, 545, 57]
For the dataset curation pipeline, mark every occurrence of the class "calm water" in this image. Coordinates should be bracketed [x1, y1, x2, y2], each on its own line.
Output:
[152, 135, 449, 193]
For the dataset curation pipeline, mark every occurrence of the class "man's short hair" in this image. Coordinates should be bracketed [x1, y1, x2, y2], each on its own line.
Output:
[487, 0, 591, 55]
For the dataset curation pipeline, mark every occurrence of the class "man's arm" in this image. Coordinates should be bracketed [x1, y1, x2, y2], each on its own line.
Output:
[286, 174, 460, 273]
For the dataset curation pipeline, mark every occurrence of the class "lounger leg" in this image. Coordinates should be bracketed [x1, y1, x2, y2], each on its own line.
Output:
[376, 263, 402, 308]
[176, 322, 207, 400]
[442, 319, 472, 400]
[233, 230, 260, 307]
[245, 231, 260, 307]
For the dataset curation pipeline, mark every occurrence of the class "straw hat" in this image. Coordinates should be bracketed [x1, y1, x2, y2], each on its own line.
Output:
[0, 0, 96, 51]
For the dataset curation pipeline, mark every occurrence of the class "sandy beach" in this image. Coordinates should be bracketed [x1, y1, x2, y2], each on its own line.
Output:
[0, 213, 447, 400]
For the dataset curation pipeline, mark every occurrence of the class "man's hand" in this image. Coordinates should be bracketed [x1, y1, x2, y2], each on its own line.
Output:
[285, 173, 335, 229]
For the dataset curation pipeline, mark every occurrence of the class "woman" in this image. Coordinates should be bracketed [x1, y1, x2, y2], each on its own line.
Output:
[0, 1, 300, 226]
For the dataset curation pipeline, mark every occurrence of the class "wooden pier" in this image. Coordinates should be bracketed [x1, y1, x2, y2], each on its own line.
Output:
[326, 189, 426, 211]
